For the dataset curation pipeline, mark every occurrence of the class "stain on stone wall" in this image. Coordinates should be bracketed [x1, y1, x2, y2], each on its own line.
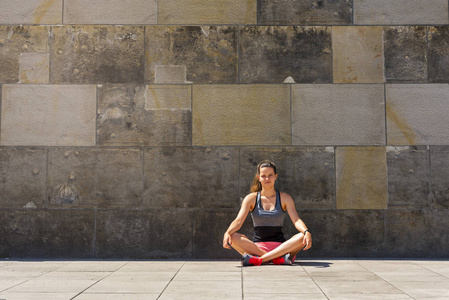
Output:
[428, 26, 449, 83]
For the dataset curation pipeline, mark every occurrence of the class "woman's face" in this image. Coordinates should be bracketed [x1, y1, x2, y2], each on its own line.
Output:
[257, 166, 277, 188]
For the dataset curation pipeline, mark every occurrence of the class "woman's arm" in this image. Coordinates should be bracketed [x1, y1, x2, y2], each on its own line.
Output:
[282, 192, 312, 251]
[223, 193, 255, 249]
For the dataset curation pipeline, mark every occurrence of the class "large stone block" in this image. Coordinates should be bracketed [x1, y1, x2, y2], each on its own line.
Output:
[144, 147, 239, 209]
[0, 209, 95, 258]
[428, 27, 449, 83]
[387, 146, 431, 209]
[47, 148, 143, 208]
[97, 85, 191, 146]
[258, 0, 352, 25]
[95, 209, 192, 258]
[145, 26, 238, 84]
[354, 0, 448, 25]
[239, 147, 335, 210]
[0, 147, 47, 208]
[64, 0, 157, 24]
[294, 210, 385, 257]
[430, 146, 449, 209]
[192, 85, 290, 145]
[333, 26, 384, 83]
[158, 0, 256, 25]
[0, 0, 62, 24]
[386, 210, 449, 257]
[384, 26, 427, 83]
[193, 209, 253, 259]
[239, 26, 332, 83]
[386, 84, 449, 145]
[292, 84, 385, 145]
[336, 147, 387, 209]
[1, 84, 96, 146]
[0, 26, 50, 83]
[51, 26, 144, 84]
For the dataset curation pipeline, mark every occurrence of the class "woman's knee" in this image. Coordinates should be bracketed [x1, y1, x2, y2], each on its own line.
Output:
[230, 232, 247, 242]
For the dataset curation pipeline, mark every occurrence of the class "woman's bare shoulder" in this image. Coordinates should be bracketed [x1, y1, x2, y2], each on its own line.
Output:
[279, 191, 293, 201]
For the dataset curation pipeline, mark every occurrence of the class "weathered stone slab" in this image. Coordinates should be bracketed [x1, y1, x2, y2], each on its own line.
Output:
[386, 84, 449, 145]
[51, 26, 144, 84]
[0, 26, 50, 83]
[239, 147, 335, 209]
[354, 0, 448, 25]
[336, 147, 387, 209]
[193, 209, 253, 259]
[428, 27, 449, 83]
[430, 146, 449, 209]
[292, 84, 385, 145]
[18, 52, 49, 83]
[97, 85, 191, 146]
[292, 210, 385, 257]
[0, 147, 47, 208]
[0, 209, 95, 258]
[96, 209, 192, 258]
[386, 146, 430, 209]
[333, 26, 384, 83]
[258, 0, 352, 25]
[0, 0, 63, 24]
[239, 26, 332, 83]
[158, 0, 256, 25]
[386, 210, 449, 257]
[384, 26, 427, 83]
[144, 147, 239, 209]
[192, 85, 290, 145]
[1, 84, 96, 146]
[64, 0, 157, 24]
[47, 148, 143, 208]
[145, 26, 238, 84]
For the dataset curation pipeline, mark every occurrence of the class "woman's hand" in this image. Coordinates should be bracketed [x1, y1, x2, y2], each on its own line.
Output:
[223, 232, 232, 249]
[303, 231, 312, 251]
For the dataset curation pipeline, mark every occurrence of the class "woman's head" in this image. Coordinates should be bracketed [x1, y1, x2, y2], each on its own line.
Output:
[250, 160, 277, 192]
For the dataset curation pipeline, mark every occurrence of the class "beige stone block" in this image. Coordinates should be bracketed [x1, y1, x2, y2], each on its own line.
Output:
[0, 0, 62, 24]
[158, 0, 257, 25]
[0, 26, 50, 83]
[386, 84, 449, 145]
[192, 85, 290, 146]
[354, 0, 448, 25]
[336, 147, 387, 209]
[1, 85, 96, 146]
[333, 26, 384, 83]
[64, 0, 157, 24]
[145, 85, 191, 110]
[19, 52, 49, 83]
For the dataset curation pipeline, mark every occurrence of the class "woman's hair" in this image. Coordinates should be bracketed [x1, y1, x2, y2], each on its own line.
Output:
[250, 160, 277, 192]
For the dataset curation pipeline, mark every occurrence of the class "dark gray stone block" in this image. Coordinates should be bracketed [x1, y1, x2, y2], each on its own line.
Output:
[387, 146, 431, 209]
[193, 209, 253, 259]
[384, 26, 427, 83]
[47, 148, 143, 208]
[144, 147, 239, 209]
[0, 209, 95, 258]
[430, 146, 449, 209]
[97, 85, 191, 146]
[239, 26, 332, 83]
[239, 147, 335, 209]
[145, 26, 238, 84]
[95, 209, 192, 258]
[51, 26, 144, 84]
[428, 27, 449, 83]
[258, 0, 352, 25]
[385, 210, 449, 258]
[0, 147, 47, 208]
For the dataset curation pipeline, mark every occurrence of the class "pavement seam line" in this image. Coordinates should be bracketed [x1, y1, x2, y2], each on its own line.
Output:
[156, 260, 187, 300]
[299, 260, 330, 300]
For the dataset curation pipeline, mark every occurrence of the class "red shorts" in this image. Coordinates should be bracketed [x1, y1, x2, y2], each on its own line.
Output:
[256, 241, 296, 263]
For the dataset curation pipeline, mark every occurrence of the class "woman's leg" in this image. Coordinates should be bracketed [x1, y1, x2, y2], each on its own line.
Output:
[229, 233, 267, 256]
[260, 233, 305, 263]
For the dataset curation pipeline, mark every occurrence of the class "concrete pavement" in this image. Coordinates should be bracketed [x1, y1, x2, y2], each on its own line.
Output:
[0, 259, 448, 299]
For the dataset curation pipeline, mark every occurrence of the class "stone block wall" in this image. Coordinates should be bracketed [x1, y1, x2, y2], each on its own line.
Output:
[1, 1, 448, 259]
